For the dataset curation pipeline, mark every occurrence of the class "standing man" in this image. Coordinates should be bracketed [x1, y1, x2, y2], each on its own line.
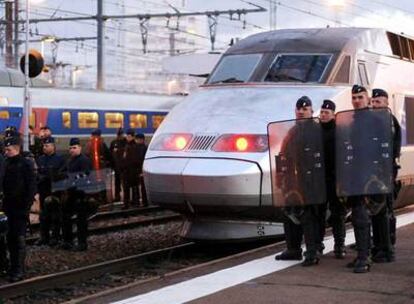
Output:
[370, 88, 401, 262]
[339, 85, 393, 273]
[274, 96, 321, 266]
[2, 136, 36, 281]
[318, 99, 347, 258]
[135, 133, 148, 207]
[121, 129, 140, 209]
[110, 128, 126, 202]
[61, 138, 93, 251]
[36, 136, 66, 246]
[0, 152, 8, 276]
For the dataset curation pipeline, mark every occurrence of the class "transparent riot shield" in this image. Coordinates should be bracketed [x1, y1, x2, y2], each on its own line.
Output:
[52, 168, 113, 198]
[268, 118, 326, 208]
[335, 108, 393, 198]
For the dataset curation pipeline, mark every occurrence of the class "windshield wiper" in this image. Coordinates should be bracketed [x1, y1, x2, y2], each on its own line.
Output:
[210, 77, 244, 84]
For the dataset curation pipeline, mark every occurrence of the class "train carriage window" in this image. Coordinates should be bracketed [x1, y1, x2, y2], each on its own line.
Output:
[78, 112, 99, 129]
[208, 54, 262, 84]
[62, 112, 71, 129]
[405, 97, 414, 145]
[357, 62, 369, 86]
[152, 115, 165, 129]
[30, 111, 36, 128]
[0, 111, 9, 119]
[333, 55, 350, 84]
[105, 112, 124, 128]
[264, 54, 332, 83]
[129, 114, 147, 128]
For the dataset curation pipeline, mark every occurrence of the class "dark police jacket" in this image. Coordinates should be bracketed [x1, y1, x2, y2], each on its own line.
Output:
[66, 153, 93, 174]
[2, 154, 36, 216]
[37, 152, 66, 194]
[321, 119, 336, 185]
[121, 141, 141, 183]
[110, 137, 127, 172]
[136, 143, 147, 174]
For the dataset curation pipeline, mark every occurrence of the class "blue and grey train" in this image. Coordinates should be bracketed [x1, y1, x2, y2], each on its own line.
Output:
[0, 69, 183, 147]
[144, 27, 414, 241]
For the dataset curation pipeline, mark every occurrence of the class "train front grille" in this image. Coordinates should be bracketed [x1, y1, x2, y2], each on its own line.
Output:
[187, 135, 216, 151]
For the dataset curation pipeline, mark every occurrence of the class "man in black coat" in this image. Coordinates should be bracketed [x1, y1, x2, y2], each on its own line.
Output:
[370, 88, 402, 262]
[0, 152, 7, 275]
[3, 136, 36, 282]
[61, 138, 93, 251]
[36, 136, 66, 246]
[121, 129, 140, 209]
[318, 100, 347, 258]
[110, 128, 126, 202]
[135, 133, 148, 206]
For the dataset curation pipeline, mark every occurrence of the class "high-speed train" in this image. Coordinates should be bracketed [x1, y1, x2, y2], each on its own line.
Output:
[0, 68, 183, 148]
[144, 27, 414, 241]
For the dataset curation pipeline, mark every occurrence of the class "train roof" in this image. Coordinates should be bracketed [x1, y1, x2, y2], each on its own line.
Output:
[225, 28, 401, 56]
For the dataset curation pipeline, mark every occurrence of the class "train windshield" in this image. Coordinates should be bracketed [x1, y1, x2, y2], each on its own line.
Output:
[208, 54, 262, 84]
[264, 54, 332, 83]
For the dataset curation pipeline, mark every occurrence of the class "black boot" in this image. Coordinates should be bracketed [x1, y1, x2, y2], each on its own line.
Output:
[353, 258, 371, 273]
[302, 250, 319, 266]
[275, 249, 303, 260]
[9, 236, 26, 282]
[334, 244, 346, 259]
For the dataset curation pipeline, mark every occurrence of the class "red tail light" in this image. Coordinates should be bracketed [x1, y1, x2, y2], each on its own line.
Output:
[150, 133, 192, 151]
[212, 134, 268, 152]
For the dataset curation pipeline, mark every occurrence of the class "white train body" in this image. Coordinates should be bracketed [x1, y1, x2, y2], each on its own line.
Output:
[144, 28, 414, 241]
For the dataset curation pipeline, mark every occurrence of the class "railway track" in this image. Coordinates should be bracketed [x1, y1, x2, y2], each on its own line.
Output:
[0, 242, 196, 299]
[26, 207, 182, 245]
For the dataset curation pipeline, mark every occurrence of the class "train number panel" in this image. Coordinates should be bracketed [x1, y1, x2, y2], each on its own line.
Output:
[267, 118, 326, 208]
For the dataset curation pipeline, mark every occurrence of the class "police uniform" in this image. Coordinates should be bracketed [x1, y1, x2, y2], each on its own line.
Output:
[135, 133, 148, 206]
[121, 129, 141, 208]
[345, 85, 391, 273]
[370, 88, 401, 263]
[61, 138, 93, 251]
[318, 100, 347, 258]
[0, 153, 8, 274]
[275, 96, 321, 266]
[110, 128, 127, 202]
[36, 137, 66, 246]
[2, 136, 36, 281]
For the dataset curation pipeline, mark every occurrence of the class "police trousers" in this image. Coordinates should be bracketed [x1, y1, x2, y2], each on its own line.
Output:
[62, 191, 89, 245]
[283, 205, 319, 257]
[349, 196, 371, 260]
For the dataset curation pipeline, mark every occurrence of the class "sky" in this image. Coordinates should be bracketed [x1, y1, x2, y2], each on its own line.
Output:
[4, 0, 414, 91]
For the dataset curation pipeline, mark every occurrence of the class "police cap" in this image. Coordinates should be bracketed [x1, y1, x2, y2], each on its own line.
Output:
[126, 128, 135, 136]
[69, 137, 81, 146]
[296, 96, 312, 109]
[372, 88, 388, 99]
[352, 84, 367, 94]
[91, 128, 102, 136]
[321, 99, 336, 112]
[43, 136, 55, 144]
[135, 133, 145, 140]
[4, 136, 20, 147]
[4, 126, 18, 137]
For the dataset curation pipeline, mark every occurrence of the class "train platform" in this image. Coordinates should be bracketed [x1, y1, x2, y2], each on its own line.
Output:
[85, 208, 414, 304]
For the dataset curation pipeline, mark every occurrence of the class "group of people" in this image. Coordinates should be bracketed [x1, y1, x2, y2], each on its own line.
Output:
[275, 85, 401, 274]
[0, 126, 148, 282]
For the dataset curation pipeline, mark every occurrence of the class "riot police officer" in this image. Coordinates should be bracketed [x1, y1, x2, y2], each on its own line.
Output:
[110, 128, 126, 202]
[36, 136, 66, 246]
[135, 133, 148, 207]
[342, 85, 393, 273]
[275, 96, 321, 266]
[61, 138, 93, 251]
[0, 152, 8, 275]
[318, 100, 347, 258]
[121, 129, 141, 209]
[370, 88, 401, 262]
[2, 136, 36, 281]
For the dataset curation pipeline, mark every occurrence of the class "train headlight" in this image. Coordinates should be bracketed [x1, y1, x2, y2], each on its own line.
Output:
[212, 134, 268, 152]
[150, 133, 192, 151]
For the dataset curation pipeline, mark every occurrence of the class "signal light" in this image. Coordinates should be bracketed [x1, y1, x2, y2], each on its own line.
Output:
[212, 134, 268, 153]
[150, 133, 192, 151]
